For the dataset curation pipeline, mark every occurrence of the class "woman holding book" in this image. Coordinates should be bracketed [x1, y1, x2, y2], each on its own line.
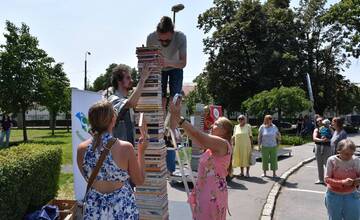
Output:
[170, 99, 233, 220]
[77, 100, 148, 219]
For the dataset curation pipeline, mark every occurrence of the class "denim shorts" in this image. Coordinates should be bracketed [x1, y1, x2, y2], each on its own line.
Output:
[161, 68, 183, 97]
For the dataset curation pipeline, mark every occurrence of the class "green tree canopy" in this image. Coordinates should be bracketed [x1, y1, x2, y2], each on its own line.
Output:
[242, 86, 311, 119]
[196, 0, 359, 116]
[322, 0, 360, 58]
[0, 21, 54, 141]
[39, 63, 70, 135]
[90, 64, 138, 92]
[184, 73, 213, 114]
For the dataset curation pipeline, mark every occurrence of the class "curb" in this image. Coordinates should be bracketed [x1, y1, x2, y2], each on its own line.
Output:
[260, 156, 316, 220]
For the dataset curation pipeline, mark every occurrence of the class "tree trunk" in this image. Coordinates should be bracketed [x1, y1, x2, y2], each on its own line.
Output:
[278, 108, 282, 123]
[22, 110, 28, 142]
[66, 112, 70, 133]
[50, 111, 57, 136]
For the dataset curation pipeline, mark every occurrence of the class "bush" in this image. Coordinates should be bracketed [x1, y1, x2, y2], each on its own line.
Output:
[281, 135, 306, 146]
[0, 144, 62, 220]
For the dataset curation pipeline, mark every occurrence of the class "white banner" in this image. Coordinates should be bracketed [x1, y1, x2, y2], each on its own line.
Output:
[71, 88, 102, 200]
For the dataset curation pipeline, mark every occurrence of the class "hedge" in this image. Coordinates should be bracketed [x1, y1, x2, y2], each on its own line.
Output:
[280, 135, 306, 146]
[0, 144, 62, 220]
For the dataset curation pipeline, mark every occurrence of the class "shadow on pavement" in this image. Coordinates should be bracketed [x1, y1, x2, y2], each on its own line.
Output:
[227, 180, 248, 190]
[236, 176, 268, 184]
[283, 181, 298, 188]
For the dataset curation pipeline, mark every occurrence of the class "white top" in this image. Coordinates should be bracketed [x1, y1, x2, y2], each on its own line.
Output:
[259, 124, 279, 147]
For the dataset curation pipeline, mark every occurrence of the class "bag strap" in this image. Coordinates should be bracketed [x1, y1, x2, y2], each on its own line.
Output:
[85, 137, 117, 194]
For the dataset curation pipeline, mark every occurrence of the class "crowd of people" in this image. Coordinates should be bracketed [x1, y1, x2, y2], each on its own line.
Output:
[74, 15, 360, 220]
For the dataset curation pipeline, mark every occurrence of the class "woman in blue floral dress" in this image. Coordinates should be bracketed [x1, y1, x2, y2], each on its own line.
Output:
[77, 101, 148, 220]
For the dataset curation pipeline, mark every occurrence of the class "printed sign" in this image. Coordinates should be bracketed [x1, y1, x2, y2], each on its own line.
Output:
[71, 88, 102, 200]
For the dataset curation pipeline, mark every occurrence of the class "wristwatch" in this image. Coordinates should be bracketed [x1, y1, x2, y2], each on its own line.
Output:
[178, 116, 186, 127]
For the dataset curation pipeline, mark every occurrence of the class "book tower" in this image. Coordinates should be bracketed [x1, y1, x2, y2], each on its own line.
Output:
[134, 46, 169, 220]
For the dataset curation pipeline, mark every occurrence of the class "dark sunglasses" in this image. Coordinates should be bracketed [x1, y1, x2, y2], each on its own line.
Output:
[238, 118, 245, 121]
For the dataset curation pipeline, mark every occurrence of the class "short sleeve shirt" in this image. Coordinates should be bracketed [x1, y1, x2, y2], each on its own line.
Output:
[146, 31, 187, 71]
[107, 90, 135, 146]
[330, 129, 347, 150]
[259, 124, 279, 147]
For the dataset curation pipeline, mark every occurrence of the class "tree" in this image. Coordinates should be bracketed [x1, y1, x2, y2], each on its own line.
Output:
[0, 21, 53, 141]
[184, 73, 213, 114]
[242, 86, 311, 120]
[322, 0, 360, 58]
[39, 63, 70, 135]
[294, 0, 355, 115]
[90, 63, 117, 92]
[62, 87, 71, 133]
[90, 64, 138, 92]
[197, 0, 300, 113]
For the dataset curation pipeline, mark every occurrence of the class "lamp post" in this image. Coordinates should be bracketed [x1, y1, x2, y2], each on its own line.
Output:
[171, 4, 184, 25]
[84, 51, 91, 90]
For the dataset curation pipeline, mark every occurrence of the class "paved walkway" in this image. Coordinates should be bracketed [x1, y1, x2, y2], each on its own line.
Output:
[168, 142, 317, 220]
[273, 134, 360, 220]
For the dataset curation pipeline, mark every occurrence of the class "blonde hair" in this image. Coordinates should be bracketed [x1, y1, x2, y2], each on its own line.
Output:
[215, 117, 233, 142]
[88, 100, 116, 150]
[263, 115, 273, 125]
[337, 139, 356, 152]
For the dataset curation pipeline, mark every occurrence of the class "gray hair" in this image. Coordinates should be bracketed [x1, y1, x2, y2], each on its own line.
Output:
[238, 115, 246, 120]
[337, 139, 356, 152]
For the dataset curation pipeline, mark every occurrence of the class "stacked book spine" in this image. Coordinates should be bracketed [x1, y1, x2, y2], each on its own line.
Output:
[135, 46, 169, 220]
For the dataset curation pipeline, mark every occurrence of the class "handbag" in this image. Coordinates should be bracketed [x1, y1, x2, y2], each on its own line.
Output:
[250, 150, 257, 166]
[77, 137, 117, 219]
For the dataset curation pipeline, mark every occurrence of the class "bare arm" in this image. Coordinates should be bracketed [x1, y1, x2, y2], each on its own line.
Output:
[180, 120, 228, 156]
[258, 127, 263, 148]
[313, 128, 326, 142]
[169, 99, 227, 156]
[127, 117, 149, 185]
[77, 139, 92, 179]
[127, 143, 146, 186]
[126, 65, 151, 108]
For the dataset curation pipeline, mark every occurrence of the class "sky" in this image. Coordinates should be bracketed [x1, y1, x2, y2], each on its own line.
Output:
[0, 0, 358, 89]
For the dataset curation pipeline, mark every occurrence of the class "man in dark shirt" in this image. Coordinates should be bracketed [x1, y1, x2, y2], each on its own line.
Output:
[0, 115, 12, 147]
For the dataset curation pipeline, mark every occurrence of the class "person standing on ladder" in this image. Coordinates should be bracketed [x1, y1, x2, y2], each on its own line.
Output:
[146, 16, 187, 112]
[147, 16, 187, 176]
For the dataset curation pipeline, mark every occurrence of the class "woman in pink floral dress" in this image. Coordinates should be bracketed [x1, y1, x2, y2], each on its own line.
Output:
[170, 100, 233, 220]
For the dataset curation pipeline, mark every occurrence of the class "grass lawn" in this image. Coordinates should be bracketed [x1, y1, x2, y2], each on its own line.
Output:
[11, 128, 73, 165]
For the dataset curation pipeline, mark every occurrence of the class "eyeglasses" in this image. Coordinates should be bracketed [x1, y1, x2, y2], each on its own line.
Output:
[238, 118, 245, 121]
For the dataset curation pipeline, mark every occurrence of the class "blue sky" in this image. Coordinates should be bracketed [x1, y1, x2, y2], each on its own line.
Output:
[0, 0, 358, 89]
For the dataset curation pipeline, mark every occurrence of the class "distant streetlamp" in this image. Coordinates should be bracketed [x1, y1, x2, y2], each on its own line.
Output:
[84, 51, 91, 90]
[171, 4, 184, 25]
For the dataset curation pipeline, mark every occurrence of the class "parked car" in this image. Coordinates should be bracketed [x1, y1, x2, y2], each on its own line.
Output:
[345, 115, 360, 128]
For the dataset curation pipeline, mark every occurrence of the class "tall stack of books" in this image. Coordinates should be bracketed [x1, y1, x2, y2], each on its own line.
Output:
[134, 46, 168, 220]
